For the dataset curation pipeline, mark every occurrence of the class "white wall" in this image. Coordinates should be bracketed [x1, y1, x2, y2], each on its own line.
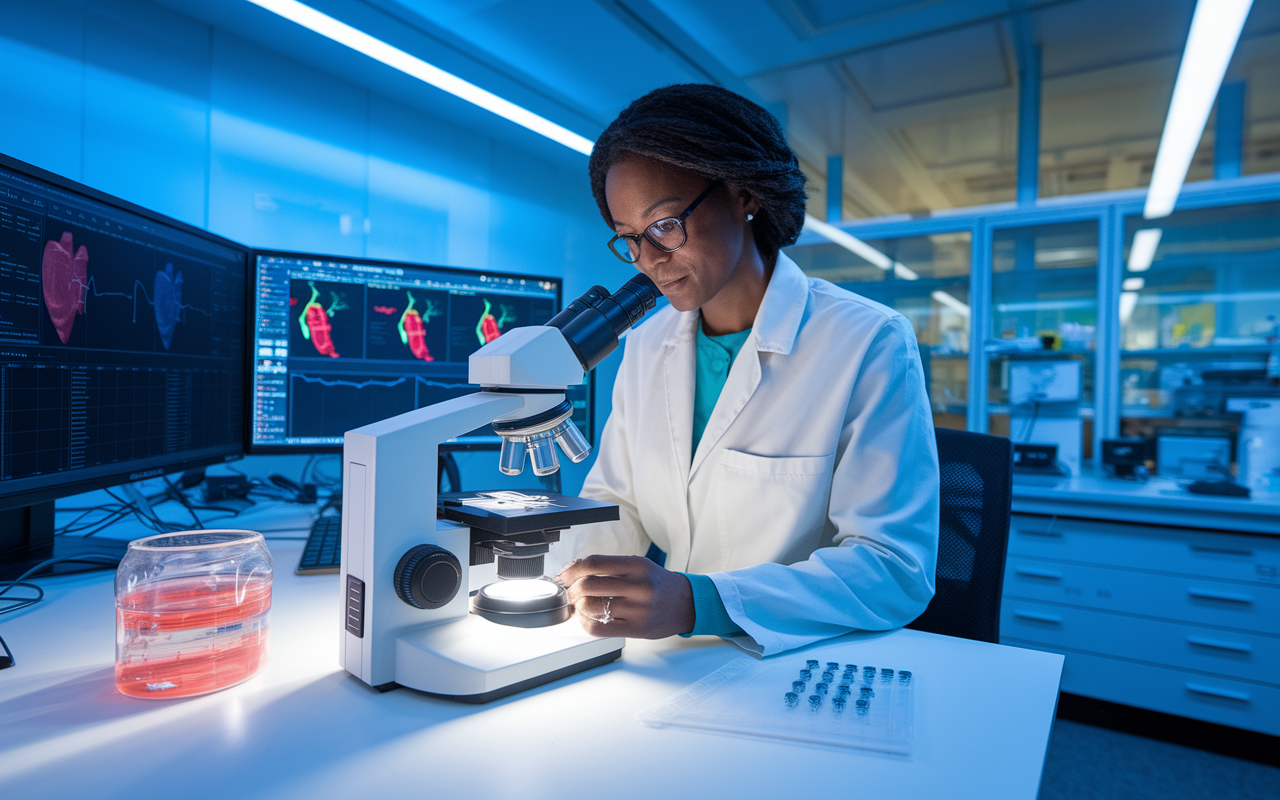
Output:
[0, 0, 634, 494]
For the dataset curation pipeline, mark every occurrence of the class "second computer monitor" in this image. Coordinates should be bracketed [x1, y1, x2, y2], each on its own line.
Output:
[1008, 360, 1082, 406]
[249, 251, 590, 452]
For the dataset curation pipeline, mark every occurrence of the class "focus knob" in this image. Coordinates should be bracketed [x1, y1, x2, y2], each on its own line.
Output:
[394, 545, 462, 610]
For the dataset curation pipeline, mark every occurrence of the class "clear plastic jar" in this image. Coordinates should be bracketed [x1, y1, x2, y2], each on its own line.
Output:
[115, 529, 272, 699]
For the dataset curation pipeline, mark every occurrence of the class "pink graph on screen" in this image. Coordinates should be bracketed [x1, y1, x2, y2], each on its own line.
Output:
[42, 232, 88, 344]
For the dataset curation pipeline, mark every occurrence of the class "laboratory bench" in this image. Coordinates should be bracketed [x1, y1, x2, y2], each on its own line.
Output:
[1003, 470, 1280, 736]
[0, 502, 1064, 800]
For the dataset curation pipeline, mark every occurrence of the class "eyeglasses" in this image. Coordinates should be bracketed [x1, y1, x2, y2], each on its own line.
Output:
[606, 180, 722, 264]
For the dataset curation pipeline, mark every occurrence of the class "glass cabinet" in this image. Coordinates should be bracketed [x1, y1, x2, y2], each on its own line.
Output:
[1120, 201, 1280, 480]
[786, 231, 971, 430]
[988, 221, 1098, 473]
[789, 175, 1280, 485]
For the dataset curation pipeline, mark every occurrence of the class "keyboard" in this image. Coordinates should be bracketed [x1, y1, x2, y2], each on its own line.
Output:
[297, 515, 342, 575]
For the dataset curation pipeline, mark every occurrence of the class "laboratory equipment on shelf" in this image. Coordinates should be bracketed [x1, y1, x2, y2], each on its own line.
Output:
[1232, 397, 1280, 493]
[1101, 438, 1147, 479]
[340, 275, 658, 702]
[115, 530, 273, 699]
[1007, 360, 1083, 476]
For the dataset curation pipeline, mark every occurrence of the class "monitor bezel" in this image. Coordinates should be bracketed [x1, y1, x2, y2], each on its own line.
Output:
[0, 151, 250, 513]
[245, 248, 589, 456]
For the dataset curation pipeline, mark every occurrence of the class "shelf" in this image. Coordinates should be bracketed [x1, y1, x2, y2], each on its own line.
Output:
[1121, 346, 1273, 356]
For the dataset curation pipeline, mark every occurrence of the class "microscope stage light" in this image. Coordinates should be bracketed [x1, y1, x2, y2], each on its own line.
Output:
[471, 578, 572, 628]
[482, 579, 561, 602]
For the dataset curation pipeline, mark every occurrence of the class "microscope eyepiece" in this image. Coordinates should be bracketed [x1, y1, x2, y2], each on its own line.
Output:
[551, 274, 658, 371]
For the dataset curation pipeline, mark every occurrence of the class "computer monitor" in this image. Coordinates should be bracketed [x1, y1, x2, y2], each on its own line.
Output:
[248, 251, 592, 453]
[1008, 360, 1082, 405]
[0, 153, 249, 577]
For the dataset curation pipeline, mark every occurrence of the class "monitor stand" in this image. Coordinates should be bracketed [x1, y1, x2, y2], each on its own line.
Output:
[0, 502, 128, 582]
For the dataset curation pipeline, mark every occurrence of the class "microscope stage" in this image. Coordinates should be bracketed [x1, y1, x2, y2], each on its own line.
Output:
[394, 614, 623, 702]
[438, 492, 619, 535]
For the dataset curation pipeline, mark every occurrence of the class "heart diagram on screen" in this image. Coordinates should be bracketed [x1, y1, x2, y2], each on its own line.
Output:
[153, 263, 184, 350]
[398, 290, 439, 361]
[42, 232, 88, 344]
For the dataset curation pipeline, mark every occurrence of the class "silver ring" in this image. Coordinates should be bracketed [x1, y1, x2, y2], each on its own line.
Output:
[587, 596, 613, 625]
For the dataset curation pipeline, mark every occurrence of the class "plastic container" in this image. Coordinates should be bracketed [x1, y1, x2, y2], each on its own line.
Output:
[115, 529, 272, 699]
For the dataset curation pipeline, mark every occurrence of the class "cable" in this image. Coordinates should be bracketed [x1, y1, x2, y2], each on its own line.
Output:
[1021, 400, 1041, 443]
[163, 476, 204, 528]
[0, 554, 122, 670]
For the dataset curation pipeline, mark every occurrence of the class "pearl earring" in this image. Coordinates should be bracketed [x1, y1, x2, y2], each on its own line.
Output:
[746, 213, 754, 221]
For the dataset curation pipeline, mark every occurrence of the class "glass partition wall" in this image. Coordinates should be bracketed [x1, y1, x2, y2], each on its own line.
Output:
[786, 231, 972, 430]
[989, 221, 1099, 474]
[1120, 202, 1280, 484]
[786, 174, 1280, 480]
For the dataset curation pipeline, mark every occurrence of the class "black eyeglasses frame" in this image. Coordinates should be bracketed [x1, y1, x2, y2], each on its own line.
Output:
[606, 180, 723, 264]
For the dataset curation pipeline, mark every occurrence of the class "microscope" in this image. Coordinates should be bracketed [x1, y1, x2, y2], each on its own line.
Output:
[338, 274, 659, 702]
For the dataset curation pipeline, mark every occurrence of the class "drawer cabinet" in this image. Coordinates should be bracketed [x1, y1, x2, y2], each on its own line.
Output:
[1007, 643, 1280, 736]
[1001, 600, 1280, 685]
[1001, 513, 1280, 735]
[1004, 556, 1280, 635]
[1008, 515, 1280, 584]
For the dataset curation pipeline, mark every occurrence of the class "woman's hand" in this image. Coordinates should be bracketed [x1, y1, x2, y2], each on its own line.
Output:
[555, 555, 696, 639]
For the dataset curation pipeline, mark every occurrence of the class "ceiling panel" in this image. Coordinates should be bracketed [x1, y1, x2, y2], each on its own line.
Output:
[842, 23, 1009, 110]
[389, 0, 705, 119]
[1037, 0, 1194, 77]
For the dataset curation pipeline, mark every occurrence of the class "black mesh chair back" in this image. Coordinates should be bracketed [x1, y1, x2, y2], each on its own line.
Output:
[906, 427, 1013, 643]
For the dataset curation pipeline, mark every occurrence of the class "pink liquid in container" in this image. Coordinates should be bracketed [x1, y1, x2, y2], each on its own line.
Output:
[115, 529, 272, 699]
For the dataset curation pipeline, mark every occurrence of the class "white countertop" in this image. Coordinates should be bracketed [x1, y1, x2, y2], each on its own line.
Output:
[0, 503, 1064, 800]
[1013, 470, 1280, 535]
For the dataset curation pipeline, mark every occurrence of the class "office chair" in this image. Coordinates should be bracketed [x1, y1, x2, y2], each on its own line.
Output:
[906, 427, 1014, 644]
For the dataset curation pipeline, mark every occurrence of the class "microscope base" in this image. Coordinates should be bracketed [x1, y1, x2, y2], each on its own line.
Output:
[394, 614, 623, 703]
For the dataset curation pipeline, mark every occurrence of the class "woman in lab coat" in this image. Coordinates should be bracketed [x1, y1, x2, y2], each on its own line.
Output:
[555, 84, 939, 657]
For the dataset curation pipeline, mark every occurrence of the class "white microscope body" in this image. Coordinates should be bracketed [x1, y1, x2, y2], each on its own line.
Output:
[338, 276, 658, 702]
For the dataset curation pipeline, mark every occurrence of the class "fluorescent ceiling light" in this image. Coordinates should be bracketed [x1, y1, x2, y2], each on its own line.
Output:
[1127, 228, 1163, 272]
[803, 214, 970, 316]
[245, 0, 594, 155]
[1122, 277, 1146, 291]
[804, 215, 893, 270]
[1144, 0, 1254, 219]
[931, 290, 971, 317]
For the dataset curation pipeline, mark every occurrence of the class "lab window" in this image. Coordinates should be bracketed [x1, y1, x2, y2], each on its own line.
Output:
[787, 231, 972, 431]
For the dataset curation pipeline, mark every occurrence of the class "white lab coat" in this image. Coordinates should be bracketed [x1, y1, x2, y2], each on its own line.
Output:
[568, 253, 939, 656]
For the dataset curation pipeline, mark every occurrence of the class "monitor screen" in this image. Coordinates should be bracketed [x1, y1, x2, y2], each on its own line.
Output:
[249, 251, 590, 452]
[0, 154, 248, 512]
[1008, 360, 1082, 405]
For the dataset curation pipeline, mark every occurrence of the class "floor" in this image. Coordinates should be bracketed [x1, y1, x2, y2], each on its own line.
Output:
[1038, 720, 1280, 800]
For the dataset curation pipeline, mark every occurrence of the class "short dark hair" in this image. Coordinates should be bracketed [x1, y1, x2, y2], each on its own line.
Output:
[588, 84, 808, 261]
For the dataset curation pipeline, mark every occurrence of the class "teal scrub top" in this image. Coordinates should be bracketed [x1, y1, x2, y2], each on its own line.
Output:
[682, 319, 752, 637]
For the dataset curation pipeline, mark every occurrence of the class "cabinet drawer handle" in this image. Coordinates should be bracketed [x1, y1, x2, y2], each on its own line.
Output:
[1186, 636, 1252, 655]
[1013, 610, 1062, 624]
[1187, 588, 1253, 605]
[1015, 567, 1063, 580]
[1185, 683, 1251, 703]
[1190, 545, 1253, 557]
[1018, 528, 1062, 538]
